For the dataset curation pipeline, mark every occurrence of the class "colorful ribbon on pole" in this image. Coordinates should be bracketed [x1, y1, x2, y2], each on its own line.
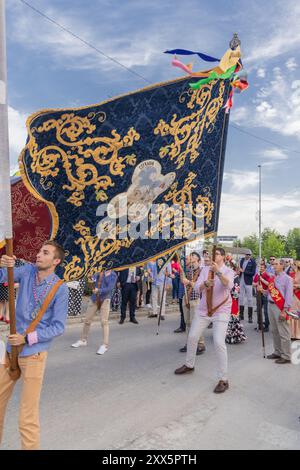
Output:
[166, 44, 249, 113]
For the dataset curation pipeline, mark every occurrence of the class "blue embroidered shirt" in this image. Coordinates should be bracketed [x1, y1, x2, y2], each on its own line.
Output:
[0, 264, 68, 357]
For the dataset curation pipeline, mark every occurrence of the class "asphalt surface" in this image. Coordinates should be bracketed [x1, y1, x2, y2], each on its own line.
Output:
[1, 309, 300, 450]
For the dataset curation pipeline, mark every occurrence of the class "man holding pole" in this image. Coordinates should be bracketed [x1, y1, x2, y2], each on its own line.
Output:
[174, 248, 234, 394]
[179, 252, 206, 355]
[0, 241, 68, 450]
[147, 261, 171, 321]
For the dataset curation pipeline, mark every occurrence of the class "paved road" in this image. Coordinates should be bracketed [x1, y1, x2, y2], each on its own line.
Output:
[1, 311, 300, 450]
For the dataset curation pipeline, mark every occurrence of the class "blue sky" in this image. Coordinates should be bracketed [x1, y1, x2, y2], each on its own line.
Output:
[5, 0, 300, 238]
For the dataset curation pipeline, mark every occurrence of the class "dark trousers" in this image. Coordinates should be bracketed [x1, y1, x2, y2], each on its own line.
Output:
[137, 280, 143, 307]
[262, 295, 270, 327]
[121, 283, 138, 320]
[256, 294, 270, 328]
[145, 283, 152, 305]
[172, 274, 180, 299]
[179, 298, 186, 331]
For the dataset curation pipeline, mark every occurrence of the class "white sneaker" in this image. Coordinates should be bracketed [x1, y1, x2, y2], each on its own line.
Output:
[71, 339, 87, 348]
[96, 344, 108, 355]
[146, 304, 152, 309]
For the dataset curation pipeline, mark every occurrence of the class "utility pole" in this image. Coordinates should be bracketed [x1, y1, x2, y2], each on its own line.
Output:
[0, 0, 12, 242]
[0, 0, 19, 375]
[258, 164, 262, 262]
[257, 164, 265, 357]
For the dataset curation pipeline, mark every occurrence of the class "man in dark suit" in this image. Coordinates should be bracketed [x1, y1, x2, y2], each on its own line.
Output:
[118, 267, 142, 324]
[239, 250, 256, 323]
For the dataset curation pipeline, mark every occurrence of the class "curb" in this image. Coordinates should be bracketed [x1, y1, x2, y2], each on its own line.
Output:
[0, 304, 180, 332]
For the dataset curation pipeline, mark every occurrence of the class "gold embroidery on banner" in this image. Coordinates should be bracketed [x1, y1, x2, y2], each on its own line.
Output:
[17, 74, 223, 279]
[154, 81, 225, 169]
[164, 171, 197, 206]
[27, 112, 140, 206]
[146, 204, 196, 240]
[163, 172, 214, 225]
[63, 220, 133, 281]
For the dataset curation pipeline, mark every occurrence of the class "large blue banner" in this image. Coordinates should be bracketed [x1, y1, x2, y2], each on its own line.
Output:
[20, 75, 230, 280]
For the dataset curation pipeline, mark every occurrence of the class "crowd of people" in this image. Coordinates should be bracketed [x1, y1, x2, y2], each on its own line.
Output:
[67, 249, 300, 358]
[0, 241, 299, 449]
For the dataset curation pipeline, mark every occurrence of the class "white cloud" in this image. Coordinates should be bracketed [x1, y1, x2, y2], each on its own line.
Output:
[256, 101, 278, 119]
[286, 57, 298, 71]
[260, 148, 288, 160]
[245, 2, 300, 64]
[257, 68, 266, 78]
[7, 2, 154, 73]
[223, 170, 259, 191]
[219, 189, 300, 238]
[230, 106, 248, 123]
[258, 148, 289, 168]
[8, 106, 28, 167]
[6, 0, 219, 76]
[232, 68, 300, 140]
[273, 66, 282, 77]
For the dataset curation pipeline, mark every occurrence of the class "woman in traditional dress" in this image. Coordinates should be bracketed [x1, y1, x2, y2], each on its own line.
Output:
[0, 281, 9, 323]
[226, 263, 247, 344]
[67, 278, 86, 316]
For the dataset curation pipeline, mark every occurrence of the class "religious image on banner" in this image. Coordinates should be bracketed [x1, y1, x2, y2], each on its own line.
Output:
[17, 39, 246, 281]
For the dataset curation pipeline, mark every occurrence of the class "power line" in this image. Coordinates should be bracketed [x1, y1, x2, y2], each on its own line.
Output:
[230, 124, 300, 155]
[19, 0, 152, 85]
[18, 0, 300, 156]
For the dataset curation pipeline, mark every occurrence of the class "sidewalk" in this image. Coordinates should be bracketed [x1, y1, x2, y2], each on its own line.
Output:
[0, 297, 181, 332]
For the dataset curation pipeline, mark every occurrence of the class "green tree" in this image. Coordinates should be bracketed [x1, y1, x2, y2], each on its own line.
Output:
[241, 234, 259, 257]
[262, 233, 285, 259]
[233, 238, 242, 248]
[285, 228, 300, 259]
[259, 228, 286, 259]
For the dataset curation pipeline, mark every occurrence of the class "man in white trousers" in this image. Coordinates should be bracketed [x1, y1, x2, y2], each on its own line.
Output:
[174, 248, 234, 394]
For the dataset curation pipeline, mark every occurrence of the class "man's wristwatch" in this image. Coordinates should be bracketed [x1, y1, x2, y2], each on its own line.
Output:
[216, 271, 222, 277]
[24, 335, 29, 345]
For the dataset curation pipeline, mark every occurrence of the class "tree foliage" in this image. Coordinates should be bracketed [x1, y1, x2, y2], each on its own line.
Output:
[238, 227, 300, 260]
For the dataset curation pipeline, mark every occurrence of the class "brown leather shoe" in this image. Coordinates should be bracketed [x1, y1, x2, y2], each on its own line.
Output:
[275, 358, 291, 364]
[267, 353, 281, 359]
[196, 346, 206, 355]
[174, 365, 194, 375]
[213, 380, 229, 393]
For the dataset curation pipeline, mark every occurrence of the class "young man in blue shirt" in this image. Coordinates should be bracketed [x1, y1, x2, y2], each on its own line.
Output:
[0, 240, 68, 450]
[71, 270, 117, 354]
